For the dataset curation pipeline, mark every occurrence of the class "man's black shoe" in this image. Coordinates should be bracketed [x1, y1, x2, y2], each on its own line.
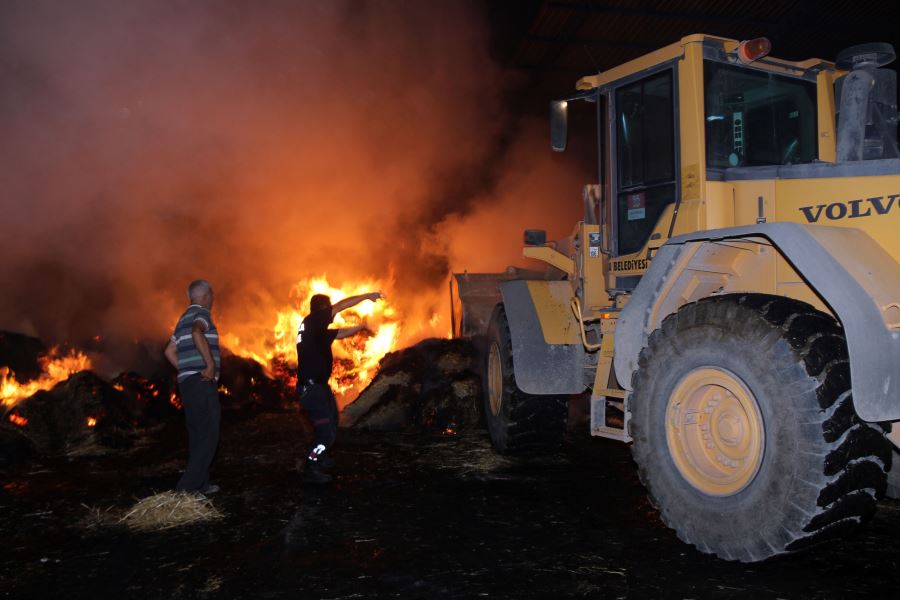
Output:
[303, 463, 334, 485]
[296, 456, 335, 471]
[316, 455, 336, 469]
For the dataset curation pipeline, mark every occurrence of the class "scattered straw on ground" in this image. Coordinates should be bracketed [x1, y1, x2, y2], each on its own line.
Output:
[119, 491, 223, 531]
[80, 503, 119, 530]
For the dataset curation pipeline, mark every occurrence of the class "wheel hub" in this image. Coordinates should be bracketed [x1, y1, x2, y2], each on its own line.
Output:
[665, 367, 765, 496]
[487, 342, 503, 416]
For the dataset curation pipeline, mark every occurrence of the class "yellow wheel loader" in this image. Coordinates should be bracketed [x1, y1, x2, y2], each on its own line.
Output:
[453, 34, 900, 562]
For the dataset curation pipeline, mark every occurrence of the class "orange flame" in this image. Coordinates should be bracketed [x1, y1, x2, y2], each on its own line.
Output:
[86, 416, 97, 427]
[1, 349, 92, 409]
[169, 391, 182, 410]
[8, 413, 28, 427]
[223, 276, 400, 406]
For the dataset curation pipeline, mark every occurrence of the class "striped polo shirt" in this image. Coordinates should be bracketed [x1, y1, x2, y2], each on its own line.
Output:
[170, 304, 221, 382]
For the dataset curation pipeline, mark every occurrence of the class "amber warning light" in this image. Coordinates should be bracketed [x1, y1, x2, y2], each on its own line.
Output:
[737, 38, 771, 64]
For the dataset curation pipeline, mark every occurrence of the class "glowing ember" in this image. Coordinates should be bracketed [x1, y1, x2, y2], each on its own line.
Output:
[113, 383, 124, 392]
[224, 276, 401, 405]
[169, 391, 182, 410]
[86, 416, 97, 427]
[8, 413, 28, 427]
[0, 348, 92, 408]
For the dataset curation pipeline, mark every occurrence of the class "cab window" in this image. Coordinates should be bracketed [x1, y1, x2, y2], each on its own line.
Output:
[705, 61, 817, 168]
[615, 70, 676, 256]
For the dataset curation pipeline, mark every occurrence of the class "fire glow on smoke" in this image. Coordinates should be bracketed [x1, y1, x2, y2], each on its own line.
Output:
[0, 1, 587, 414]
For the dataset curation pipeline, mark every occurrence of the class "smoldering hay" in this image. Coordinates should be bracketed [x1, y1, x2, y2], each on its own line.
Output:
[0, 0, 585, 378]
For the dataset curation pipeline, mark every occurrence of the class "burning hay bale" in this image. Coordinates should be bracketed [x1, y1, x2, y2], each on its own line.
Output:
[2, 330, 108, 457]
[342, 338, 482, 433]
[111, 371, 181, 423]
[219, 352, 293, 409]
[120, 491, 223, 531]
[1, 331, 191, 463]
[0, 329, 299, 465]
[9, 372, 139, 457]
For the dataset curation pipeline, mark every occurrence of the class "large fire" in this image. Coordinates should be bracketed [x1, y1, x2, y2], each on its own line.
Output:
[0, 349, 92, 409]
[0, 278, 412, 414]
[223, 276, 400, 405]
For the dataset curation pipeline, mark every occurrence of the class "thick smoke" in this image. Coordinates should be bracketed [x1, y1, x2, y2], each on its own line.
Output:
[0, 0, 584, 373]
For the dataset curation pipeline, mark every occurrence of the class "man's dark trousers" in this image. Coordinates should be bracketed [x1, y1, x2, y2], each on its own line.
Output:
[300, 383, 338, 454]
[176, 375, 221, 492]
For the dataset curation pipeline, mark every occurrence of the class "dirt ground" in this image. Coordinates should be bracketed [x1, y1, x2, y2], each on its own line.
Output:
[2, 408, 900, 599]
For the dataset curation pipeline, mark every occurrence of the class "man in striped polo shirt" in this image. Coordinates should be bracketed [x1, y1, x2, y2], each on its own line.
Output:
[164, 279, 221, 496]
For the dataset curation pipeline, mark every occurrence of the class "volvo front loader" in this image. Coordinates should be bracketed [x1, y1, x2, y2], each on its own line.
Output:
[453, 34, 900, 561]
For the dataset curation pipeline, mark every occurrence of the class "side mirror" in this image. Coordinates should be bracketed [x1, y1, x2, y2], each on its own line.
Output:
[524, 229, 547, 246]
[550, 100, 568, 152]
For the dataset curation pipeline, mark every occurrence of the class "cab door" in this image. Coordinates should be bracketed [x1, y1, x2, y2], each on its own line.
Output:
[610, 68, 678, 258]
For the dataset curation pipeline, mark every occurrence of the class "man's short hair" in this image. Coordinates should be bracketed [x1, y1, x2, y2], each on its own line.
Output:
[310, 294, 331, 312]
[188, 279, 212, 302]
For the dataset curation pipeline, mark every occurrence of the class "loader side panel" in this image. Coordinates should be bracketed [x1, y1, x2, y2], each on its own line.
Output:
[615, 222, 900, 422]
[499, 280, 586, 395]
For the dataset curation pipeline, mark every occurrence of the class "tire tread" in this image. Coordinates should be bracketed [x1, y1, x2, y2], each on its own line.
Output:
[629, 294, 890, 561]
[484, 306, 567, 455]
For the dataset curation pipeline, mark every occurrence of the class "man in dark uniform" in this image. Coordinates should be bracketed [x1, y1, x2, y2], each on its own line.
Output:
[298, 290, 382, 484]
[164, 279, 222, 496]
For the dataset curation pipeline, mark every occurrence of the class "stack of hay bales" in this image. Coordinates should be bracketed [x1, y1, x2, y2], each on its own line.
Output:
[7, 372, 140, 458]
[0, 331, 295, 465]
[342, 338, 483, 433]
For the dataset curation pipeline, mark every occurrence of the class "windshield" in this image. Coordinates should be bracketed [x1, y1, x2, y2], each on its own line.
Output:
[704, 61, 817, 168]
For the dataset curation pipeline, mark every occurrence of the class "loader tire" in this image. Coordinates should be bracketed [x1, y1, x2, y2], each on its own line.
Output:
[629, 295, 890, 562]
[483, 305, 567, 455]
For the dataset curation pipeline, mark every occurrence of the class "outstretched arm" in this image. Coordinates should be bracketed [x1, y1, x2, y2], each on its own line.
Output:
[331, 292, 382, 317]
[335, 323, 370, 340]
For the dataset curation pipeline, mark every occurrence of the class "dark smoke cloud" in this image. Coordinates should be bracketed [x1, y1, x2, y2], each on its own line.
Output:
[0, 0, 584, 373]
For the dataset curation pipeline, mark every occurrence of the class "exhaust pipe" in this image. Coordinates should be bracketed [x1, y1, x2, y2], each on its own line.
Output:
[836, 43, 898, 161]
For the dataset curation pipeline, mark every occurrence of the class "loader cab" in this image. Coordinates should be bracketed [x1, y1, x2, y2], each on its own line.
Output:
[552, 35, 831, 288]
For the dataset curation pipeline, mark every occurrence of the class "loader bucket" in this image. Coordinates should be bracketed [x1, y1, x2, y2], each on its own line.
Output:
[451, 268, 561, 340]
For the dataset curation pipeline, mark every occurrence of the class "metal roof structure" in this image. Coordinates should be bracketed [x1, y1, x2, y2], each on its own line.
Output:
[488, 0, 900, 100]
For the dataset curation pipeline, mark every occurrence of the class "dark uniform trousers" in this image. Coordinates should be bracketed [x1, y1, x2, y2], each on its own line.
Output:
[300, 382, 338, 454]
[176, 375, 221, 492]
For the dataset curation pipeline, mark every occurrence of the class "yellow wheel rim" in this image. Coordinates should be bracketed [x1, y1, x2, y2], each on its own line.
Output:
[665, 367, 764, 496]
[488, 342, 503, 417]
